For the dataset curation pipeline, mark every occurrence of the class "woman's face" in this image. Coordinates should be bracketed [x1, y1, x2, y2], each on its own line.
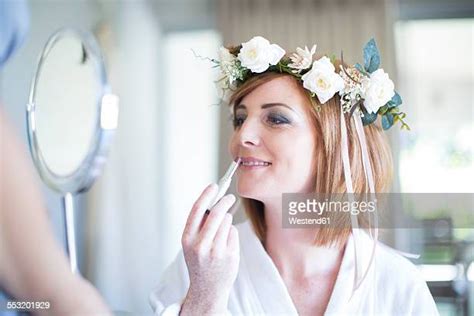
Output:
[229, 76, 317, 202]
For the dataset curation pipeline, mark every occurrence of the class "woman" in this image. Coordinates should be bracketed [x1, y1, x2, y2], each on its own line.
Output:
[150, 37, 438, 315]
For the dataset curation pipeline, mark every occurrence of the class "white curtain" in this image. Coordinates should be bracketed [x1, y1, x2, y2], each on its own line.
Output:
[217, 0, 396, 73]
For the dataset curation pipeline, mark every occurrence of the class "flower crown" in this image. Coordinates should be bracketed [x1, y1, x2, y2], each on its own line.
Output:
[212, 36, 409, 130]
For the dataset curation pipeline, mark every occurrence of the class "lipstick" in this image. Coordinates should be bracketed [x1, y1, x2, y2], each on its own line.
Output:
[207, 157, 241, 211]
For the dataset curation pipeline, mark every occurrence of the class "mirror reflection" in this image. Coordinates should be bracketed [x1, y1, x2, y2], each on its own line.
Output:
[35, 35, 99, 176]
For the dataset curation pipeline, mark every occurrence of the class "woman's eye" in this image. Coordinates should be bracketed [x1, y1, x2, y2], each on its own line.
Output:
[233, 115, 246, 128]
[267, 114, 290, 126]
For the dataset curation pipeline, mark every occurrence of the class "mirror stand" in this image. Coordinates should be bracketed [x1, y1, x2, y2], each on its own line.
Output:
[62, 192, 78, 274]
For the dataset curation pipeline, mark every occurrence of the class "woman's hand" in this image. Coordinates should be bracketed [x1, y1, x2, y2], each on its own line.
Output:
[180, 184, 240, 315]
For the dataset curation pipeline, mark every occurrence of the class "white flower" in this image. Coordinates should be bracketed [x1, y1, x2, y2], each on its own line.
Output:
[217, 47, 239, 84]
[288, 45, 316, 72]
[215, 75, 236, 103]
[362, 69, 395, 114]
[301, 56, 345, 104]
[215, 49, 235, 102]
[237, 36, 285, 73]
[216, 85, 232, 103]
[218, 46, 235, 65]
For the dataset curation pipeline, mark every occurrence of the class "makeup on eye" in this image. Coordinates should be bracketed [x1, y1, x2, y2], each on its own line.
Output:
[232, 104, 295, 128]
[266, 110, 291, 125]
[232, 111, 292, 128]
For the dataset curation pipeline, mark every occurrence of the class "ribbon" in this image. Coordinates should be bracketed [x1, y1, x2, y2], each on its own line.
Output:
[341, 107, 420, 305]
[340, 105, 378, 302]
[339, 107, 363, 298]
[353, 113, 378, 292]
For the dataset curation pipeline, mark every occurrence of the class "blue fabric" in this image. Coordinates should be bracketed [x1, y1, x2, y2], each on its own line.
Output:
[0, 288, 22, 316]
[0, 0, 29, 68]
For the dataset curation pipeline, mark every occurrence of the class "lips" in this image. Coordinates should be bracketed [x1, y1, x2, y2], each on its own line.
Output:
[239, 157, 272, 167]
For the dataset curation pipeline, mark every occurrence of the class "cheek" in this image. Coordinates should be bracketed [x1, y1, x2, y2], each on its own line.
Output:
[299, 134, 316, 165]
[281, 133, 316, 176]
[228, 132, 238, 157]
[270, 131, 314, 160]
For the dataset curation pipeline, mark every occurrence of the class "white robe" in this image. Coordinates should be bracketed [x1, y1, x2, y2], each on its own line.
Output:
[149, 220, 439, 315]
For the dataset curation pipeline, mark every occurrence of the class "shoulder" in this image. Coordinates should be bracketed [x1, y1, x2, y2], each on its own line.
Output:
[371, 239, 439, 314]
[374, 241, 423, 286]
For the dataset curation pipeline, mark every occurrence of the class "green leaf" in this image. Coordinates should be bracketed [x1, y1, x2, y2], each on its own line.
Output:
[378, 105, 389, 115]
[388, 106, 399, 114]
[354, 63, 368, 76]
[392, 111, 410, 130]
[361, 111, 378, 126]
[399, 112, 406, 119]
[363, 38, 380, 74]
[387, 91, 402, 108]
[382, 113, 394, 130]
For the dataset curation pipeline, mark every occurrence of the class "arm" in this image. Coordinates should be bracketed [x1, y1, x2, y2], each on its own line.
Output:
[0, 109, 110, 315]
[149, 250, 233, 316]
[149, 184, 238, 315]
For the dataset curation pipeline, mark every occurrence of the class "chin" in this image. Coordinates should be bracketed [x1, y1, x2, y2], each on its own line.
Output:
[236, 178, 270, 201]
[237, 184, 257, 199]
[237, 179, 257, 198]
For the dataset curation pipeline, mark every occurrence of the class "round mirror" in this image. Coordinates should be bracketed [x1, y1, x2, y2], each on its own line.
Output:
[27, 28, 119, 195]
[35, 36, 99, 176]
[26, 28, 119, 273]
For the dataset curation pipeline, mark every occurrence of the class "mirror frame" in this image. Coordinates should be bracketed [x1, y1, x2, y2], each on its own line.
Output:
[26, 28, 118, 195]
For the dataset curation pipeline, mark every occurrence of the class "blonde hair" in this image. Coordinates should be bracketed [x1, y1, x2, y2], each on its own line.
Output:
[229, 67, 393, 247]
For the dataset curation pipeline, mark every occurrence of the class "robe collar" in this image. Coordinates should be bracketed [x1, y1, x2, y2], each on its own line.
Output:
[239, 221, 376, 315]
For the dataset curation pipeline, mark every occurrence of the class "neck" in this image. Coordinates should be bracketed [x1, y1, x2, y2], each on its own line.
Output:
[262, 199, 346, 280]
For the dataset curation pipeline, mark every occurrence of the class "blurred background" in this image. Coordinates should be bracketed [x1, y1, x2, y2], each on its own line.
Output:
[0, 0, 472, 315]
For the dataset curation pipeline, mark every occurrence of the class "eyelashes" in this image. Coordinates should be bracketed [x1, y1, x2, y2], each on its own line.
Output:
[267, 113, 290, 125]
[232, 112, 291, 128]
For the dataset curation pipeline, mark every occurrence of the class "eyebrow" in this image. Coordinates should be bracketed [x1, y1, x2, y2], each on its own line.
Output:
[235, 103, 297, 113]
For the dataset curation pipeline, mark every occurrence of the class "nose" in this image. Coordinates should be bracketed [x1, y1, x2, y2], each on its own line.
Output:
[237, 118, 261, 148]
